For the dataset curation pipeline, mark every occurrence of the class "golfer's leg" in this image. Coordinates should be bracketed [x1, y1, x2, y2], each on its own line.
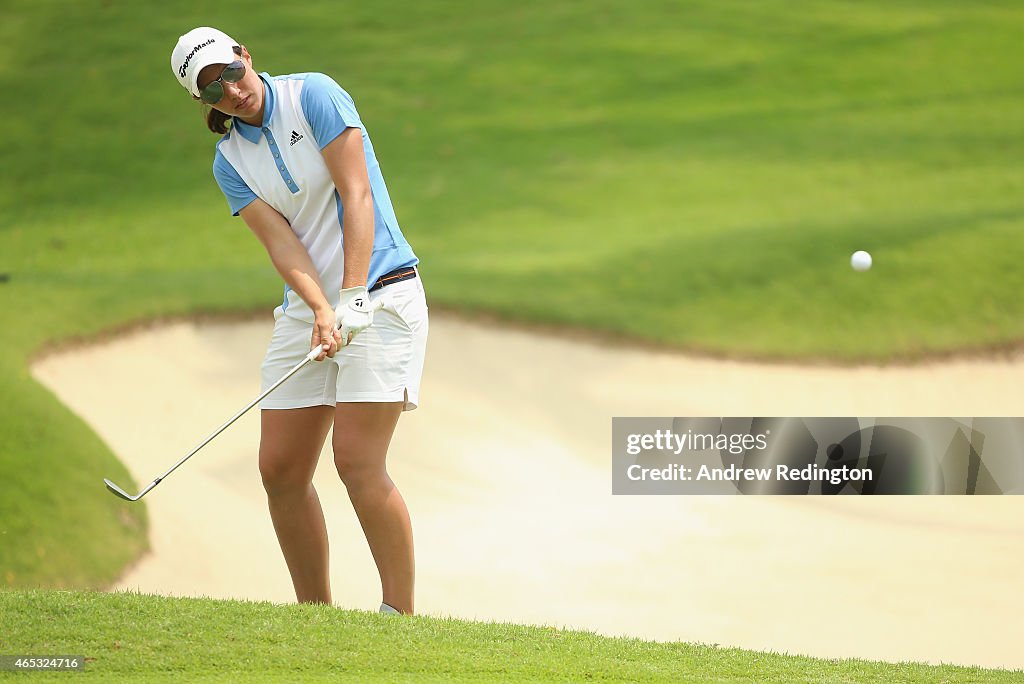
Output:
[259, 406, 335, 604]
[332, 401, 414, 614]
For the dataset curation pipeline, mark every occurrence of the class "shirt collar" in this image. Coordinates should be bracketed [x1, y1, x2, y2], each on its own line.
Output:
[231, 72, 274, 143]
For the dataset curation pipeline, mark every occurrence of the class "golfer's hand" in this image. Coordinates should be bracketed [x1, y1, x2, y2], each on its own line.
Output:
[335, 285, 375, 346]
[311, 308, 343, 361]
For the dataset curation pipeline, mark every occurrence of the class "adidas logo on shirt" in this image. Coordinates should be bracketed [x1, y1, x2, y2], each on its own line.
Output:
[289, 130, 304, 146]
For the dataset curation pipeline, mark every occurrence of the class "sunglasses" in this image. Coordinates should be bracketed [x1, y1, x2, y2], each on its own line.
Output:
[198, 60, 245, 105]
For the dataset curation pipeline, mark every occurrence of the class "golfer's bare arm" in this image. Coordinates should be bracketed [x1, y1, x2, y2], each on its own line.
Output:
[237, 127, 371, 309]
[239, 200, 332, 316]
[321, 127, 373, 289]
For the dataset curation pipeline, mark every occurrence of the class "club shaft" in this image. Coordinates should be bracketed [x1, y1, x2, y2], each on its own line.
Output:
[104, 314, 379, 500]
[145, 352, 317, 487]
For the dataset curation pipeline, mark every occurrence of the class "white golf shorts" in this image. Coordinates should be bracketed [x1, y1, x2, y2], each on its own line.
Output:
[259, 275, 428, 411]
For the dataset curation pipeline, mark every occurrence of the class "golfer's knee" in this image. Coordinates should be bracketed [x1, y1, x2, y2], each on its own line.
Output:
[259, 449, 312, 495]
[333, 445, 385, 490]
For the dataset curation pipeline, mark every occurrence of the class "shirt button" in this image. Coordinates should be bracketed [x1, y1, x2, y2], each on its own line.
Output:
[274, 153, 279, 158]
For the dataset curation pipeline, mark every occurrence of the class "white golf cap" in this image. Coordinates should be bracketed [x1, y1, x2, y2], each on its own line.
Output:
[170, 27, 239, 98]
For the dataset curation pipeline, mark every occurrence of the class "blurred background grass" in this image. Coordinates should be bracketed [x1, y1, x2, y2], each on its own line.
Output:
[1, 0, 1023, 586]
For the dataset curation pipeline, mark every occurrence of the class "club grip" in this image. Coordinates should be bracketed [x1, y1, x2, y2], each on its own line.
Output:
[304, 300, 386, 362]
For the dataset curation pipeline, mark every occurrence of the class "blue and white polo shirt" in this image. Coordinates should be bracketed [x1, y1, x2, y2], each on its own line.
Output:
[213, 71, 417, 323]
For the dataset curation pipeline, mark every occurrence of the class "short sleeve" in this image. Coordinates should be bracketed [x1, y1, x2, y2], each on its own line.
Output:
[299, 73, 363, 150]
[213, 147, 257, 216]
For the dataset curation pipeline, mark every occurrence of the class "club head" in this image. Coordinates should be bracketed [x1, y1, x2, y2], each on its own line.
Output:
[104, 478, 142, 502]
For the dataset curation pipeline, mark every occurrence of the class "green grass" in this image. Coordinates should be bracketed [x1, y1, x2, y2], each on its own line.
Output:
[1, 1, 1023, 672]
[1, 590, 1019, 683]
[0, 361, 146, 589]
[4, 1, 1024, 362]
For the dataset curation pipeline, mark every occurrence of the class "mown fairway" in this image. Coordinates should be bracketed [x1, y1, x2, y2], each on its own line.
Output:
[4, 1, 1023, 362]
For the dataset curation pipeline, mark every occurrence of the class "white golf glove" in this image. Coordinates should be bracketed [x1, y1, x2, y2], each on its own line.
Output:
[335, 285, 375, 346]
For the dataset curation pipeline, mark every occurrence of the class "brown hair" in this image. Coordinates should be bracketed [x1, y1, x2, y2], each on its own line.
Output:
[203, 45, 244, 134]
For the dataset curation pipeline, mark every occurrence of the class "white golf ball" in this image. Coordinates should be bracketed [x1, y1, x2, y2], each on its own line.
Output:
[851, 250, 872, 272]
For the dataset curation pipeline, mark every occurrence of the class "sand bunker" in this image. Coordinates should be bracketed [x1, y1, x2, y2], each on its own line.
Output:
[32, 314, 1024, 670]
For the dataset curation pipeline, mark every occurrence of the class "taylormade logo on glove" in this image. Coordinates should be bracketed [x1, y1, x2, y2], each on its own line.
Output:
[336, 286, 380, 346]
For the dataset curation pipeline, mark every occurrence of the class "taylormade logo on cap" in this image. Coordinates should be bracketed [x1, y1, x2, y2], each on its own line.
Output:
[170, 27, 239, 97]
[178, 39, 216, 78]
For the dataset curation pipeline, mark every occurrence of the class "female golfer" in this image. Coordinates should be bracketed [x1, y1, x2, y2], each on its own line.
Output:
[170, 27, 427, 615]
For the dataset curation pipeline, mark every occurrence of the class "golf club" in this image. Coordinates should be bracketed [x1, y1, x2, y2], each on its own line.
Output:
[103, 303, 383, 502]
